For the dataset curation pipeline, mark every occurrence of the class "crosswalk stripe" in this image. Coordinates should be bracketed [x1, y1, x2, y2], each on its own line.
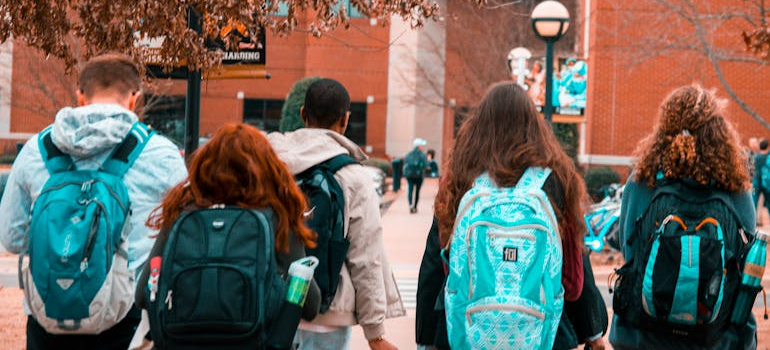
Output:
[396, 278, 418, 309]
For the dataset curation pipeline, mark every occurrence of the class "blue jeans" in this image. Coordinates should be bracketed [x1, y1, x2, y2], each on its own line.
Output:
[295, 327, 352, 350]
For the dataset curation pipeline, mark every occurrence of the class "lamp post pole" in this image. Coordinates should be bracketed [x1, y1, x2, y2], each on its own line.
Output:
[530, 0, 570, 126]
[184, 7, 202, 160]
[543, 40, 555, 124]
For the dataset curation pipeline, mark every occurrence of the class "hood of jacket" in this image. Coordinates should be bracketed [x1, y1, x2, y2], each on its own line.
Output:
[51, 103, 139, 158]
[266, 128, 367, 174]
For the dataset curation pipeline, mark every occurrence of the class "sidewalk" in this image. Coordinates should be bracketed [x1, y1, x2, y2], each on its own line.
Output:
[349, 177, 438, 349]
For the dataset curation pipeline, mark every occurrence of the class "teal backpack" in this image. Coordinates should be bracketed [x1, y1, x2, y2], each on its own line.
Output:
[445, 167, 563, 350]
[20, 122, 153, 334]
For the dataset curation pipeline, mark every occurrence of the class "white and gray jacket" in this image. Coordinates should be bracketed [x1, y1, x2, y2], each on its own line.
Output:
[0, 104, 187, 278]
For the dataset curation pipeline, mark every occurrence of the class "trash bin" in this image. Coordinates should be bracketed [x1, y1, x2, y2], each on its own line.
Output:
[391, 158, 403, 192]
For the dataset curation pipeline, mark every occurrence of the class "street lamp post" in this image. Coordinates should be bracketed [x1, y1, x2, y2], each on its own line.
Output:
[531, 1, 570, 124]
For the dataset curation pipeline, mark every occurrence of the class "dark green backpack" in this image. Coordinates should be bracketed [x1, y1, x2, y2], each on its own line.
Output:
[146, 207, 286, 350]
[612, 180, 749, 347]
[295, 154, 357, 313]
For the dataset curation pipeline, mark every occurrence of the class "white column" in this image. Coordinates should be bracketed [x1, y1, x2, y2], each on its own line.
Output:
[0, 40, 12, 133]
[386, 2, 447, 161]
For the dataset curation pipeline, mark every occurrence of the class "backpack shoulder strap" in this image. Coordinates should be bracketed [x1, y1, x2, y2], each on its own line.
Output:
[321, 153, 358, 174]
[515, 166, 552, 191]
[101, 122, 155, 177]
[37, 125, 74, 174]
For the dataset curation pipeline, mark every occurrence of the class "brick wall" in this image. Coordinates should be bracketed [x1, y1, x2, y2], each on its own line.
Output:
[585, 0, 770, 164]
[7, 15, 391, 157]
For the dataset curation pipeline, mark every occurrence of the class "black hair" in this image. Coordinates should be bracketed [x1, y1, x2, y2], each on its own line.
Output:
[303, 78, 350, 128]
[760, 139, 769, 151]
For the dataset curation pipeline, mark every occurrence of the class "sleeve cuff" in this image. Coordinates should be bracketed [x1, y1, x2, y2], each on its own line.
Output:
[362, 323, 385, 341]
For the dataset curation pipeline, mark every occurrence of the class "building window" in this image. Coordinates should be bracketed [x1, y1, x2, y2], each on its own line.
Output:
[243, 99, 284, 133]
[345, 102, 367, 145]
[141, 95, 185, 147]
[453, 106, 471, 137]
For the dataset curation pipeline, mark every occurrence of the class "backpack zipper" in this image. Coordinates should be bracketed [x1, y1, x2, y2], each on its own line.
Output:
[165, 290, 173, 310]
[465, 303, 545, 325]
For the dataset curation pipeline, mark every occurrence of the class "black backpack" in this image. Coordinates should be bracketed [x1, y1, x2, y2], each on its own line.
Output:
[403, 149, 425, 179]
[146, 207, 286, 350]
[295, 154, 357, 313]
[612, 180, 751, 347]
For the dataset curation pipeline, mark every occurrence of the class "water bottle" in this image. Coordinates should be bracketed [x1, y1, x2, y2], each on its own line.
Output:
[731, 230, 768, 324]
[286, 256, 319, 306]
[268, 256, 318, 349]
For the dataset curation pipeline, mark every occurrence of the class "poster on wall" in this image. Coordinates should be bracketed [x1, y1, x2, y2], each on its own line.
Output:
[136, 22, 267, 80]
[508, 56, 587, 116]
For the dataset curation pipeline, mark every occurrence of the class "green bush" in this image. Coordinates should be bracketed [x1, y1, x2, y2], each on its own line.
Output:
[362, 158, 392, 176]
[280, 76, 322, 132]
[0, 153, 16, 164]
[584, 166, 621, 202]
[553, 123, 579, 168]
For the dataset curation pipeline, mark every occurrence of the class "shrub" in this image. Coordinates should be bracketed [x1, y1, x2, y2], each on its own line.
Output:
[362, 158, 392, 176]
[584, 166, 621, 202]
[0, 153, 16, 164]
[280, 76, 321, 133]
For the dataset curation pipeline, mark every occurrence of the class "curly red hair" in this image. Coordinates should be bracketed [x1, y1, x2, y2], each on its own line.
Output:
[635, 84, 750, 192]
[147, 123, 316, 252]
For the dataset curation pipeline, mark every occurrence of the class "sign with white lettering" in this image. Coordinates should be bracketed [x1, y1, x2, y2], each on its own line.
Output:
[137, 24, 267, 80]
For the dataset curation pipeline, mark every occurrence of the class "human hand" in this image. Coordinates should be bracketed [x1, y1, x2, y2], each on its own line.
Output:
[368, 337, 398, 350]
[585, 337, 607, 350]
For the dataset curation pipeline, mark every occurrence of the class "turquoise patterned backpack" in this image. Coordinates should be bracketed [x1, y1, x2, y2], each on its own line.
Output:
[445, 167, 564, 350]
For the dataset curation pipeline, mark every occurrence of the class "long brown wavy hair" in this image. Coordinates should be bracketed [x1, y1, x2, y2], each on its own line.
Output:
[435, 82, 588, 250]
[634, 84, 750, 192]
[146, 123, 316, 252]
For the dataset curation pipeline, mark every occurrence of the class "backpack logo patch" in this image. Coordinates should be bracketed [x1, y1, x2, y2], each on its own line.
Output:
[56, 279, 74, 290]
[503, 247, 518, 262]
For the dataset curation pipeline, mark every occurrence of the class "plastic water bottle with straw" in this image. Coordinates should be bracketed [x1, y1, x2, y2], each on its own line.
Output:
[731, 230, 768, 324]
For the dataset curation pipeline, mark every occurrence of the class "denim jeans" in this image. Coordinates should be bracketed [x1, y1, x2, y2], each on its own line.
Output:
[407, 176, 424, 208]
[295, 327, 352, 350]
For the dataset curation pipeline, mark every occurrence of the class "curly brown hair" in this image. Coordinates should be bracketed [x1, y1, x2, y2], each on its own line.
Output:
[635, 84, 750, 192]
[435, 82, 588, 250]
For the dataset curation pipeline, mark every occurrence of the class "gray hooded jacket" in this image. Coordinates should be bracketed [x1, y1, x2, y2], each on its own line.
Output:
[0, 104, 187, 278]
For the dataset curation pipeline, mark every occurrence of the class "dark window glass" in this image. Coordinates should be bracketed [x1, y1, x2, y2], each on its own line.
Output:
[141, 95, 185, 147]
[345, 102, 367, 145]
[453, 106, 471, 137]
[243, 99, 284, 133]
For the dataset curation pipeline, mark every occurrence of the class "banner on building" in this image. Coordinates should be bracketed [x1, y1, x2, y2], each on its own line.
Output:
[508, 55, 587, 118]
[136, 23, 267, 80]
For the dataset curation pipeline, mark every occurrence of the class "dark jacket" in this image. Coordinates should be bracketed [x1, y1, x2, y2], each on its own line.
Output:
[609, 176, 757, 350]
[135, 209, 321, 322]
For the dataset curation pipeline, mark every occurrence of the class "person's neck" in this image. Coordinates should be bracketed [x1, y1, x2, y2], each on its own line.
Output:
[83, 97, 129, 109]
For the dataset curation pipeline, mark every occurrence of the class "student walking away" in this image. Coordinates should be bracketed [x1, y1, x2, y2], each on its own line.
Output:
[404, 138, 429, 213]
[434, 82, 590, 349]
[267, 78, 405, 350]
[135, 124, 321, 349]
[426, 149, 439, 178]
[609, 84, 758, 349]
[0, 53, 187, 350]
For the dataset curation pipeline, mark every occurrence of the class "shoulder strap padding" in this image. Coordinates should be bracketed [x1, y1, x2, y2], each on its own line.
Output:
[516, 167, 552, 190]
[101, 122, 155, 177]
[38, 126, 74, 175]
[320, 153, 358, 174]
